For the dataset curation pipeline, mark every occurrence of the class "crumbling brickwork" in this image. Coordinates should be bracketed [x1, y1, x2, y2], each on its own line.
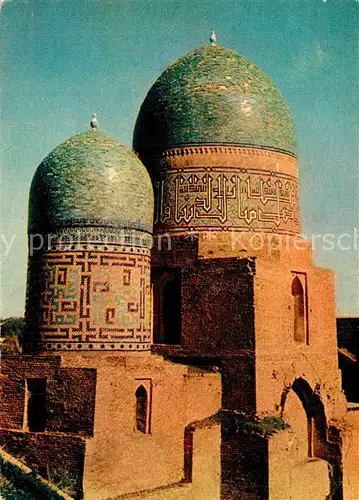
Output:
[0, 356, 96, 436]
[0, 429, 85, 498]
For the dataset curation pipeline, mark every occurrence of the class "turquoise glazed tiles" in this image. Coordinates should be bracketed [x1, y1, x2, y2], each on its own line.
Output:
[29, 130, 154, 234]
[133, 45, 297, 158]
[26, 129, 153, 352]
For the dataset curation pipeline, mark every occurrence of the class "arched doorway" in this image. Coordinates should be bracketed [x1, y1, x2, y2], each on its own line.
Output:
[291, 378, 327, 459]
[280, 378, 343, 500]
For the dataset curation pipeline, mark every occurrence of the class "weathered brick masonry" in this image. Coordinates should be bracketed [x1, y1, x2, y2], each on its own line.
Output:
[1, 356, 96, 435]
[2, 36, 359, 500]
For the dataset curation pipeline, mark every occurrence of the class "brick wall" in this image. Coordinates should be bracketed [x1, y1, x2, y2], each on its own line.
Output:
[0, 356, 96, 436]
[221, 426, 268, 500]
[152, 238, 256, 412]
[0, 429, 85, 498]
[152, 237, 255, 358]
[221, 357, 256, 412]
[182, 258, 255, 356]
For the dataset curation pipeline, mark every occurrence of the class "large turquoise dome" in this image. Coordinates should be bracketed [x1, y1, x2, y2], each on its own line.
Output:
[133, 44, 297, 158]
[29, 130, 153, 233]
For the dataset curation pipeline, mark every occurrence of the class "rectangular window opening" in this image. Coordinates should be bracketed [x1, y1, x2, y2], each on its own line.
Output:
[26, 378, 47, 432]
[184, 430, 194, 482]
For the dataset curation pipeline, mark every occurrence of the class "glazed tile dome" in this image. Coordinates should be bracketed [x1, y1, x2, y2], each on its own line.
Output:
[133, 44, 297, 159]
[29, 129, 153, 233]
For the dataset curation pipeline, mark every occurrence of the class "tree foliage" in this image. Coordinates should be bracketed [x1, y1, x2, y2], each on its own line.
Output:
[0, 317, 24, 355]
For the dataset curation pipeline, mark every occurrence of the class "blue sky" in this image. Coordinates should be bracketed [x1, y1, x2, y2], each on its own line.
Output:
[1, 0, 358, 317]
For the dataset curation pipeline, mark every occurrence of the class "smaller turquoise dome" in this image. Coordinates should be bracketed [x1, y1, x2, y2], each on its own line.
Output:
[29, 130, 153, 234]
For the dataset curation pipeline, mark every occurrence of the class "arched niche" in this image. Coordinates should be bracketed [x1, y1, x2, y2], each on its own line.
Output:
[152, 269, 181, 345]
[135, 385, 148, 434]
[291, 276, 306, 343]
[282, 378, 327, 459]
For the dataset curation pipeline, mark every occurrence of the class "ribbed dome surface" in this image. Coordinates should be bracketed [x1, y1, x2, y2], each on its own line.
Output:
[29, 130, 153, 233]
[133, 44, 297, 158]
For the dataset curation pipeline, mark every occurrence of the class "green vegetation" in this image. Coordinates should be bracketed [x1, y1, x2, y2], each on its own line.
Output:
[0, 452, 76, 499]
[220, 411, 289, 437]
[47, 469, 77, 497]
[0, 317, 24, 354]
[0, 475, 36, 500]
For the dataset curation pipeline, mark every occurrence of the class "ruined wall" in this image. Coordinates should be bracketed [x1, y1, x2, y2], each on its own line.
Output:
[0, 356, 96, 436]
[190, 424, 221, 500]
[0, 352, 223, 500]
[221, 427, 268, 500]
[0, 429, 85, 498]
[0, 355, 97, 498]
[268, 391, 331, 500]
[253, 258, 346, 420]
[152, 240, 257, 412]
[268, 428, 331, 500]
[109, 425, 220, 500]
[75, 354, 221, 499]
[181, 258, 254, 355]
[184, 371, 222, 424]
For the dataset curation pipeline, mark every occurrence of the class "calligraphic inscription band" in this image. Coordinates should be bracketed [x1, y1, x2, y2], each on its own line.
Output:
[155, 167, 300, 235]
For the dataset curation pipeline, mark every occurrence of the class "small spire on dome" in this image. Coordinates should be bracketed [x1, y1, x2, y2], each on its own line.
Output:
[90, 113, 99, 130]
[210, 30, 217, 45]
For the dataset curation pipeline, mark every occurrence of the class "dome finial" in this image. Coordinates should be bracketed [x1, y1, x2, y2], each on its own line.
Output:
[90, 113, 99, 130]
[210, 30, 217, 45]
